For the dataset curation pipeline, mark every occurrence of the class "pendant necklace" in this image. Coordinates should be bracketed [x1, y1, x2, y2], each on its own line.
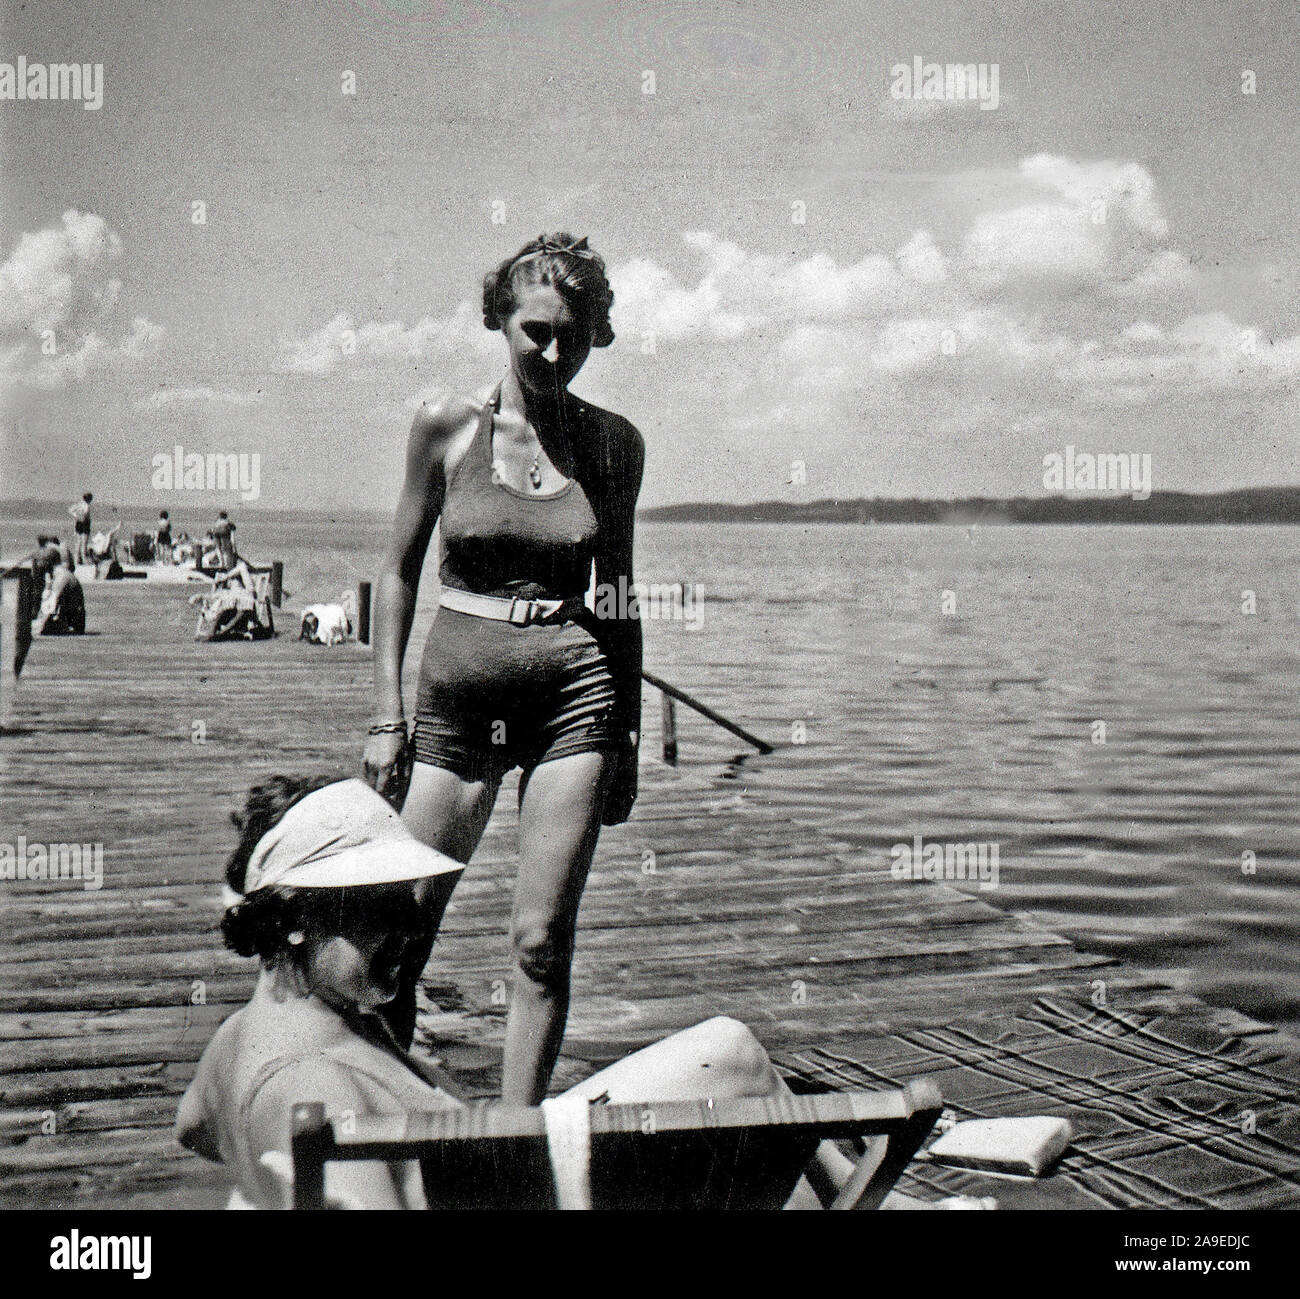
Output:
[529, 450, 543, 490]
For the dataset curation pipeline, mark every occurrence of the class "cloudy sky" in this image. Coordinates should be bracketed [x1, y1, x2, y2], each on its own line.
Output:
[2, 0, 1298, 511]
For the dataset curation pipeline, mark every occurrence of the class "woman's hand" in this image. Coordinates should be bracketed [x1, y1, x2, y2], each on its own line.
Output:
[601, 737, 639, 826]
[362, 727, 412, 809]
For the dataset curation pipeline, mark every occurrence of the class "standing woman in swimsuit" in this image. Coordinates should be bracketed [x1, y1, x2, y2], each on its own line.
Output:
[363, 234, 643, 1105]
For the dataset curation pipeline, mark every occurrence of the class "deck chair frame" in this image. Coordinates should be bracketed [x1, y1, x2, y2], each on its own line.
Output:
[290, 1079, 942, 1210]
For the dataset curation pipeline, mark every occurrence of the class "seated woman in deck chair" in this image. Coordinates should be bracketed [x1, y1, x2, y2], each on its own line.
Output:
[177, 775, 968, 1210]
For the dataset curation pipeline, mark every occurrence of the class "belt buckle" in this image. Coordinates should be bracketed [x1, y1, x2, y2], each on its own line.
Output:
[507, 597, 533, 626]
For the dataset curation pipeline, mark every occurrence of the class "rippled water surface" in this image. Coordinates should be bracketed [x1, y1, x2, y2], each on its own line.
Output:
[6, 512, 1298, 1032]
[635, 523, 1300, 1035]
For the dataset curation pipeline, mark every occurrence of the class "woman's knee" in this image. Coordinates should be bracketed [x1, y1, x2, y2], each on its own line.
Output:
[510, 916, 574, 990]
[692, 1017, 774, 1089]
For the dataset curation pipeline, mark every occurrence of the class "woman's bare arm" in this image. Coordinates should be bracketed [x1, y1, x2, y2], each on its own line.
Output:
[592, 415, 645, 823]
[371, 398, 482, 716]
[365, 397, 477, 798]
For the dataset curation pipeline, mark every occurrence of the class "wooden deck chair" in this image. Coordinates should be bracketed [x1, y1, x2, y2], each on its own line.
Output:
[290, 1079, 942, 1210]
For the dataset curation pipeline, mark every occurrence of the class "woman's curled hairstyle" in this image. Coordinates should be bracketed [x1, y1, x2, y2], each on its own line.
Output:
[482, 232, 615, 348]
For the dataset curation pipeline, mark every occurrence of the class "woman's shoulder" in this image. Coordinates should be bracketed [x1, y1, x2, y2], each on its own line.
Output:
[175, 1007, 248, 1157]
[248, 1054, 373, 1118]
[409, 392, 483, 444]
[576, 397, 643, 448]
[228, 1010, 378, 1123]
[407, 393, 485, 482]
[248, 1030, 445, 1123]
[575, 398, 645, 483]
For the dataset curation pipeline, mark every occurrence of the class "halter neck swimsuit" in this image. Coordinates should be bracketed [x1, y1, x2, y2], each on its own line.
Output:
[412, 386, 624, 780]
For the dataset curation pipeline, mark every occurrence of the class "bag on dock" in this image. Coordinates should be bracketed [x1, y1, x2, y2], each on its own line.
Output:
[194, 588, 274, 642]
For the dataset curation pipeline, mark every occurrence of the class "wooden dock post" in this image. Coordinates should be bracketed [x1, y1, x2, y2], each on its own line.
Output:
[357, 581, 372, 645]
[1, 568, 35, 729]
[269, 561, 284, 608]
[661, 691, 678, 765]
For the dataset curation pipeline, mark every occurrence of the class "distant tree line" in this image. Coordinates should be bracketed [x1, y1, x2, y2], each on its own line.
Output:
[640, 488, 1300, 524]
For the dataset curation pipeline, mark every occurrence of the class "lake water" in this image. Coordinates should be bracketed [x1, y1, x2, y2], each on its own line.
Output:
[6, 508, 1299, 1034]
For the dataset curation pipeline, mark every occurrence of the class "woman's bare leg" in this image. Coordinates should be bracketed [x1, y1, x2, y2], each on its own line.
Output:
[503, 750, 616, 1105]
[560, 1016, 921, 1209]
[560, 1016, 785, 1103]
[384, 761, 501, 1046]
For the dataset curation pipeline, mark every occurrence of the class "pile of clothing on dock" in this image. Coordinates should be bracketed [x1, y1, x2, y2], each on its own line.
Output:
[298, 590, 357, 646]
[192, 585, 275, 641]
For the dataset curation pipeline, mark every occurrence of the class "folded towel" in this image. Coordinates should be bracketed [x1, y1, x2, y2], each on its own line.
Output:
[540, 1097, 593, 1210]
[926, 1116, 1072, 1177]
[300, 603, 352, 645]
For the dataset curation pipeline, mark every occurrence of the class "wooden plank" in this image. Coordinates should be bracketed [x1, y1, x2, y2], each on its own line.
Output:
[3, 577, 1299, 1210]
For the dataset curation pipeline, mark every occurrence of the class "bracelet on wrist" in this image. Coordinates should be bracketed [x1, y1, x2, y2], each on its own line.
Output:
[368, 720, 408, 737]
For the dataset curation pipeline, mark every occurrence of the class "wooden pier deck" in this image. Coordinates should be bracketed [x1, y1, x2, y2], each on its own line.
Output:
[3, 580, 1300, 1209]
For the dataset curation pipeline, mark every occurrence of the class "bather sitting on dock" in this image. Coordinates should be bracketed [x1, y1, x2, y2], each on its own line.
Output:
[30, 536, 85, 636]
[211, 556, 259, 594]
[88, 521, 124, 579]
[177, 775, 943, 1210]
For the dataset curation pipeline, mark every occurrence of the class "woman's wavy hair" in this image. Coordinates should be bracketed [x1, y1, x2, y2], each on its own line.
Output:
[482, 232, 615, 348]
[219, 774, 422, 966]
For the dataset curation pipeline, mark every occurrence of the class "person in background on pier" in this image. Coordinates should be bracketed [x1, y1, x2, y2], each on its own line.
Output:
[89, 519, 121, 559]
[30, 535, 85, 635]
[363, 234, 643, 1105]
[68, 492, 92, 564]
[88, 519, 124, 579]
[202, 511, 263, 591]
[212, 555, 259, 594]
[212, 510, 237, 570]
[155, 509, 173, 563]
[176, 775, 886, 1210]
[30, 534, 73, 573]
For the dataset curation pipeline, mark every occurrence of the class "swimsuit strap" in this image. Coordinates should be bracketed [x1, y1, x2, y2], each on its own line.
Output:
[444, 383, 503, 493]
[475, 381, 504, 471]
[483, 385, 588, 482]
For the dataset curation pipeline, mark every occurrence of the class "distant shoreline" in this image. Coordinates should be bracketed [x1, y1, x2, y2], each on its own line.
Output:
[5, 486, 1300, 525]
[641, 487, 1300, 525]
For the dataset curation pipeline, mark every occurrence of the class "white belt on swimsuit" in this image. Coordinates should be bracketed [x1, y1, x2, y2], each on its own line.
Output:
[438, 587, 587, 627]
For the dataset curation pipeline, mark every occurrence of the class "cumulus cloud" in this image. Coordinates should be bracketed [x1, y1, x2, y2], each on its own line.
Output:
[278, 155, 1296, 437]
[136, 385, 263, 410]
[618, 152, 1300, 432]
[1069, 311, 1300, 395]
[16, 316, 164, 391]
[963, 155, 1185, 295]
[0, 209, 122, 334]
[610, 231, 941, 342]
[275, 299, 490, 375]
[1021, 155, 1167, 239]
[0, 210, 163, 392]
[966, 201, 1107, 286]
